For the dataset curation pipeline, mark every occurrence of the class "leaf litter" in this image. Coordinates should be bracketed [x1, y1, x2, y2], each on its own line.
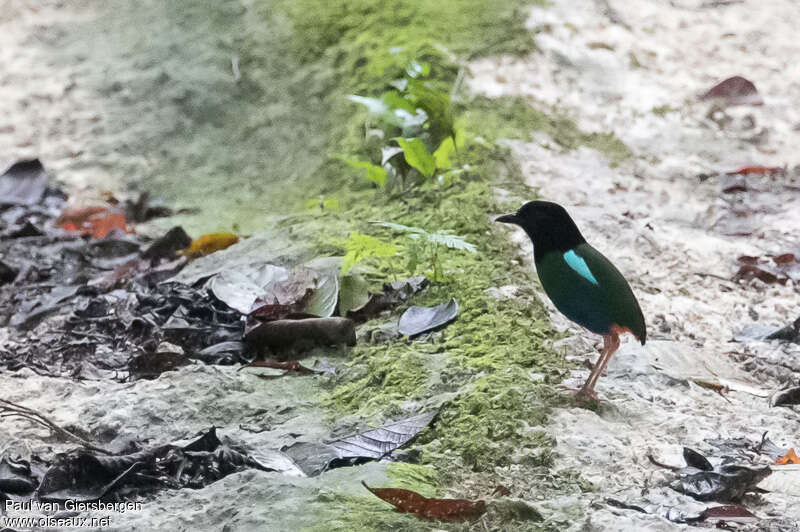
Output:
[1, 160, 454, 520]
[282, 411, 436, 476]
[398, 298, 458, 336]
[0, 427, 298, 504]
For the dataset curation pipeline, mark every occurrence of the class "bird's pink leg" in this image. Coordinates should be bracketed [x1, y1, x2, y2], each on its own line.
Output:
[576, 332, 620, 401]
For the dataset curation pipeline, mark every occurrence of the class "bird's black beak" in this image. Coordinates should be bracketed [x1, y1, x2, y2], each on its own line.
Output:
[495, 213, 520, 225]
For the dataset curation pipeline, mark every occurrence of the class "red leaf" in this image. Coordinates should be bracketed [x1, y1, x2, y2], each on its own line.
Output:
[362, 482, 486, 522]
[700, 76, 763, 106]
[733, 253, 800, 285]
[733, 264, 782, 285]
[725, 165, 782, 176]
[701, 504, 757, 522]
[58, 205, 130, 239]
[772, 253, 796, 264]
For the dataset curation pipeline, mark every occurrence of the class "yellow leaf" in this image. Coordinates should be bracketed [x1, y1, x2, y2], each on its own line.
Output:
[182, 232, 239, 258]
[773, 448, 800, 465]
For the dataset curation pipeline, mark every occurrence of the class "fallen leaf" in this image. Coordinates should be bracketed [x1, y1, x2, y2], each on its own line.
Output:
[246, 267, 338, 321]
[9, 285, 81, 329]
[683, 448, 713, 471]
[398, 298, 458, 336]
[700, 504, 757, 523]
[347, 276, 429, 322]
[773, 448, 800, 465]
[0, 159, 48, 206]
[678, 463, 771, 501]
[0, 260, 18, 286]
[765, 317, 800, 343]
[167, 231, 305, 286]
[304, 267, 338, 318]
[338, 273, 371, 316]
[282, 411, 436, 476]
[725, 165, 782, 176]
[35, 427, 285, 503]
[733, 253, 800, 285]
[210, 264, 290, 314]
[770, 386, 800, 407]
[362, 481, 486, 522]
[182, 232, 239, 258]
[733, 264, 781, 284]
[700, 76, 763, 106]
[0, 457, 38, 494]
[58, 205, 130, 239]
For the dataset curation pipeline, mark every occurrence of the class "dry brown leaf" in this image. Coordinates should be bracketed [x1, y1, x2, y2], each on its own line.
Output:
[362, 481, 486, 522]
[700, 76, 763, 106]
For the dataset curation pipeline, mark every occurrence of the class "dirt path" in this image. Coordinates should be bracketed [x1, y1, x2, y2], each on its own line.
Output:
[0, 3, 387, 530]
[471, 0, 800, 529]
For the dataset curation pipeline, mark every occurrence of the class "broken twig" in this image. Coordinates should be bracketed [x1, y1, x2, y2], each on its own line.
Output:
[0, 399, 113, 455]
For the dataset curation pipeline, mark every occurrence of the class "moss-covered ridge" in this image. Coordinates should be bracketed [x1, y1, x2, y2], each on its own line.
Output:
[268, 1, 614, 529]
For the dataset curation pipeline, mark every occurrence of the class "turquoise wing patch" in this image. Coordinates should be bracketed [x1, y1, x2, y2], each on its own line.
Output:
[563, 249, 599, 285]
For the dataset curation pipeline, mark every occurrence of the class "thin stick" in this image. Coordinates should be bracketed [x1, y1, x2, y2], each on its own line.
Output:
[0, 399, 113, 455]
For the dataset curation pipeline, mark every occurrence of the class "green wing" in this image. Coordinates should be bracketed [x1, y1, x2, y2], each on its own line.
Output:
[535, 243, 646, 343]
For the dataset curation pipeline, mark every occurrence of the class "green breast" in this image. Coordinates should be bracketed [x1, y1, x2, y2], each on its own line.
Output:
[535, 243, 646, 342]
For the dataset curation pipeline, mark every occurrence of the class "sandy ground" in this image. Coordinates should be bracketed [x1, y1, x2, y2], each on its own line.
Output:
[470, 0, 800, 529]
[3, 0, 800, 530]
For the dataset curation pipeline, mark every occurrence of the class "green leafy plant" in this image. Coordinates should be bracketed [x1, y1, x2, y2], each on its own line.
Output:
[342, 59, 464, 190]
[334, 154, 387, 186]
[373, 221, 476, 281]
[394, 137, 436, 178]
[340, 231, 399, 275]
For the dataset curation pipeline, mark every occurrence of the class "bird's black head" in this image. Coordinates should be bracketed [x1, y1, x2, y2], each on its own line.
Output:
[495, 200, 586, 261]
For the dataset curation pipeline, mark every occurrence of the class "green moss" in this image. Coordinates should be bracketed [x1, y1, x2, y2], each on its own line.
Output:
[651, 104, 677, 116]
[283, 0, 539, 70]
[328, 350, 430, 415]
[387, 463, 439, 497]
[420, 370, 557, 471]
[300, 464, 440, 532]
[307, 140, 570, 490]
[461, 96, 632, 166]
